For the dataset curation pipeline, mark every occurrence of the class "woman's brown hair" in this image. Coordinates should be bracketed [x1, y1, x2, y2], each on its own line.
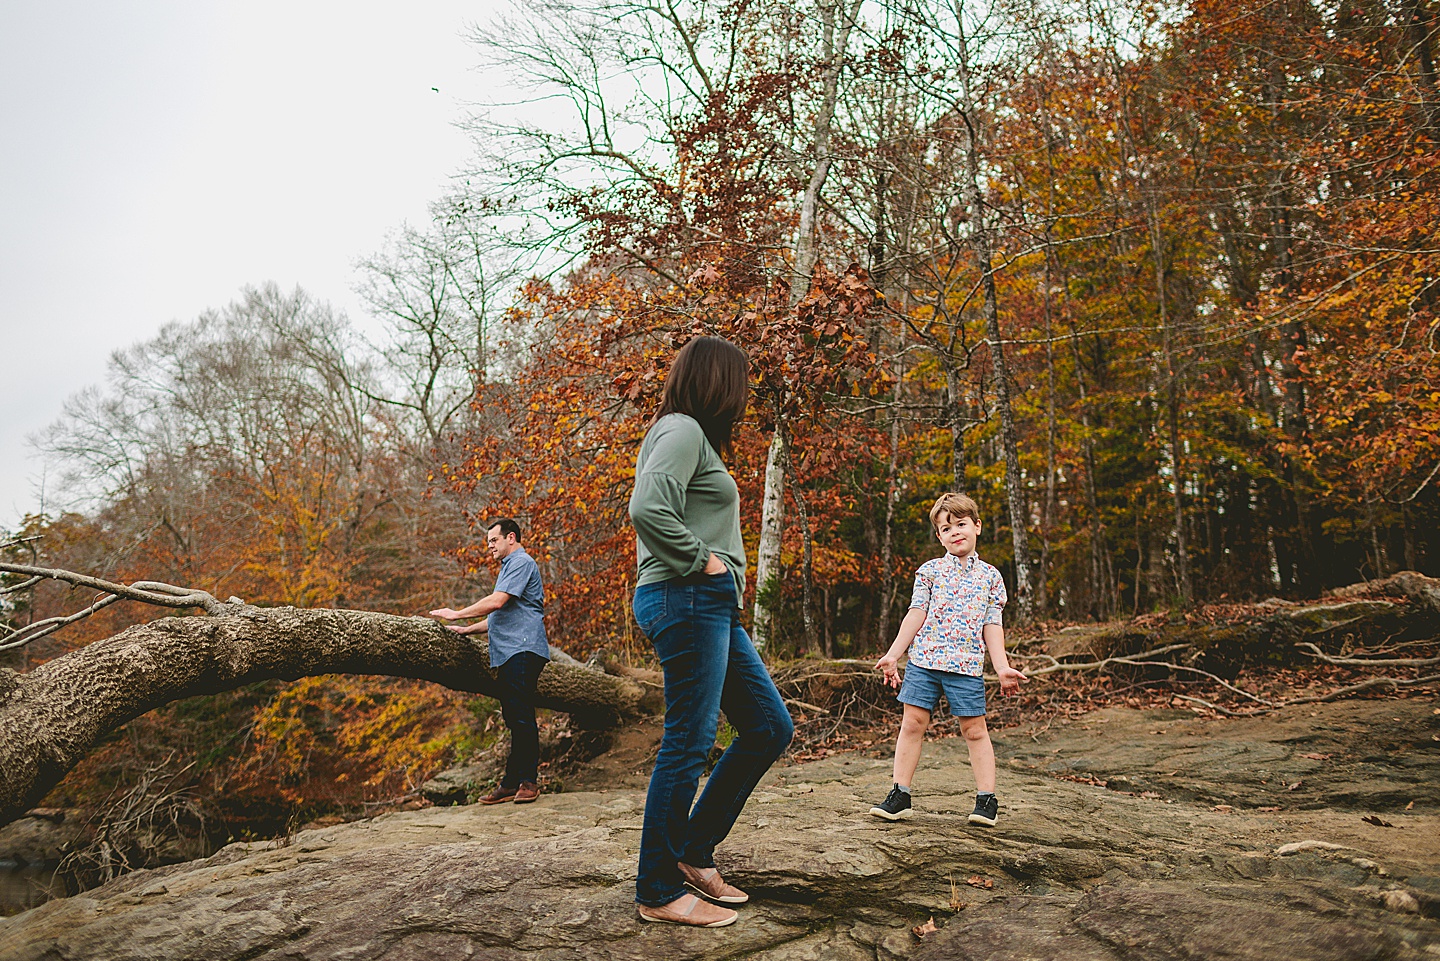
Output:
[655, 335, 749, 457]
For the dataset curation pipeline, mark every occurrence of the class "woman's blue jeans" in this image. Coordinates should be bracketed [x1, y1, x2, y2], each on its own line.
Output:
[631, 572, 794, 907]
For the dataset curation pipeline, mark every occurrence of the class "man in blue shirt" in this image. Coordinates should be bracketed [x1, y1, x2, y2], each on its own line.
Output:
[430, 518, 550, 804]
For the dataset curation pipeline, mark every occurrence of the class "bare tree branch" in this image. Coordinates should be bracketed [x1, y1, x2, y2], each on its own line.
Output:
[1295, 642, 1440, 669]
[0, 593, 125, 653]
[1278, 673, 1440, 706]
[0, 563, 236, 618]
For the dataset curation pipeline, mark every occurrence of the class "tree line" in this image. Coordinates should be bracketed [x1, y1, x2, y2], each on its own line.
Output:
[2, 0, 1435, 823]
[460, 0, 1438, 655]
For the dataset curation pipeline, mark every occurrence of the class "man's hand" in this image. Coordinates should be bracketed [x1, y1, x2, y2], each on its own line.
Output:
[703, 553, 727, 575]
[875, 652, 902, 690]
[445, 622, 485, 636]
[997, 666, 1028, 696]
[429, 608, 462, 621]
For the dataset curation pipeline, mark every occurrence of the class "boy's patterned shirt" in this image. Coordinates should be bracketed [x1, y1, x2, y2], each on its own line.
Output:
[907, 552, 1007, 676]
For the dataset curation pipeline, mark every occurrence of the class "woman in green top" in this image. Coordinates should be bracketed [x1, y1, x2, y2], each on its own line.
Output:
[628, 336, 794, 928]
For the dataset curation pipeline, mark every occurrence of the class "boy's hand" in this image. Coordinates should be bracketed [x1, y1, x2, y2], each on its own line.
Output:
[997, 666, 1027, 696]
[429, 608, 462, 620]
[875, 652, 902, 689]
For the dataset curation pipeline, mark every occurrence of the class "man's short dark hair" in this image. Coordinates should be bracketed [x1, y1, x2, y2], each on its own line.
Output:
[486, 517, 522, 541]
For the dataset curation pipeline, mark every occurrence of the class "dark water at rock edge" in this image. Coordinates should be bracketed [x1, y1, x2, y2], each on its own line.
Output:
[0, 861, 62, 918]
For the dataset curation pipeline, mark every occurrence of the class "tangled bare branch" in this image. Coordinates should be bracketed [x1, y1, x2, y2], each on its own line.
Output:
[1010, 638, 1440, 715]
[0, 563, 244, 653]
[1294, 641, 1440, 668]
[56, 755, 205, 887]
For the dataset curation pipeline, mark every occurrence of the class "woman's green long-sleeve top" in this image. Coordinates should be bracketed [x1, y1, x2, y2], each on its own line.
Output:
[628, 413, 746, 608]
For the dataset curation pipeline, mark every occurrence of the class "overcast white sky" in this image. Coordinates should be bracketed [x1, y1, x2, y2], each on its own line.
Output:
[0, 2, 504, 528]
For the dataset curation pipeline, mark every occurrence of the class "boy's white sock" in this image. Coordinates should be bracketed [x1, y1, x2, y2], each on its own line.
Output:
[896, 784, 911, 793]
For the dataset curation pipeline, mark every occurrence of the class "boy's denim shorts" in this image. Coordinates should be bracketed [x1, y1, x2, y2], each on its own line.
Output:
[898, 663, 986, 717]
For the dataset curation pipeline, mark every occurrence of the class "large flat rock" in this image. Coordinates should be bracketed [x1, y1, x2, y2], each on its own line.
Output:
[2, 699, 1437, 960]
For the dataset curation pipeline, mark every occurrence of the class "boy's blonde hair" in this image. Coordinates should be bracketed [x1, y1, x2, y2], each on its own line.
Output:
[929, 492, 981, 529]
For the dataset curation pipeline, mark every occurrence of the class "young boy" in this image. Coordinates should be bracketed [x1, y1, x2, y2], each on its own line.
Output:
[869, 493, 1027, 826]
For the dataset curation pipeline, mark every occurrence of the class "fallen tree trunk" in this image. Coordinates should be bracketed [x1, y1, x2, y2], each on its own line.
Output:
[0, 606, 643, 829]
[1330, 569, 1440, 615]
[767, 575, 1440, 734]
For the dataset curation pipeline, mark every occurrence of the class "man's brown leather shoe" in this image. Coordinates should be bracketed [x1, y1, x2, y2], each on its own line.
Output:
[678, 861, 749, 904]
[478, 784, 518, 805]
[637, 893, 738, 927]
[513, 781, 540, 804]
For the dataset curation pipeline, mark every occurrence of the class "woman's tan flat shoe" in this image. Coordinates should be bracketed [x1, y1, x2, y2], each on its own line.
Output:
[678, 862, 750, 904]
[637, 893, 738, 927]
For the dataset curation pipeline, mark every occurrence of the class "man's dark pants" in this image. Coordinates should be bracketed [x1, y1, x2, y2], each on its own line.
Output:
[496, 651, 547, 789]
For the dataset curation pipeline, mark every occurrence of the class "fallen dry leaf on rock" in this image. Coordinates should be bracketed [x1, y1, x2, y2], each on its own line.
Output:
[966, 875, 994, 890]
[912, 917, 938, 939]
[1212, 804, 1235, 813]
[1362, 815, 1395, 828]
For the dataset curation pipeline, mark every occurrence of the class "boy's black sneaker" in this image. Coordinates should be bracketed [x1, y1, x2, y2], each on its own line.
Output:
[968, 793, 998, 826]
[868, 785, 913, 821]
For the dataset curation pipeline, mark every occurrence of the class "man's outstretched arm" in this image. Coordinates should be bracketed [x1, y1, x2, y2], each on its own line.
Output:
[430, 591, 511, 621]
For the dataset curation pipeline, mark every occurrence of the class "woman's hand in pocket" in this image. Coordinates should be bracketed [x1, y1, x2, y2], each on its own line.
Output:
[703, 553, 727, 575]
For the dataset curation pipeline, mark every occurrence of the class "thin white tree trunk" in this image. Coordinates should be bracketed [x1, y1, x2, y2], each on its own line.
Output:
[752, 429, 787, 649]
[751, 0, 861, 650]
